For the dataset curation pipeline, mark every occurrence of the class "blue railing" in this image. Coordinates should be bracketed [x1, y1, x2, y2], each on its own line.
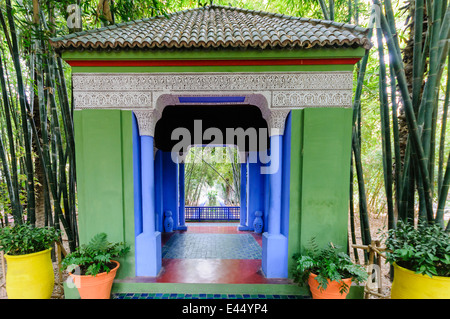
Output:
[185, 206, 240, 221]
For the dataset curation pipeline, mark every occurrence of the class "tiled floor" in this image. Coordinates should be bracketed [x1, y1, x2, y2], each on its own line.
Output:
[111, 222, 307, 299]
[157, 222, 271, 284]
[162, 233, 262, 259]
[113, 292, 305, 299]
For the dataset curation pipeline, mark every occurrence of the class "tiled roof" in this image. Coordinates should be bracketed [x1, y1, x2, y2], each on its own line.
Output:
[50, 5, 371, 51]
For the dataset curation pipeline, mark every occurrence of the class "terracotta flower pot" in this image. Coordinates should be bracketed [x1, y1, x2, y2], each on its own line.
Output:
[69, 260, 120, 299]
[308, 273, 353, 299]
[391, 263, 450, 299]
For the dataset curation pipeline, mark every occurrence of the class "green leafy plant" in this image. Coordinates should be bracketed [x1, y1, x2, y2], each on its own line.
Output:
[61, 233, 129, 276]
[385, 220, 450, 278]
[0, 223, 60, 255]
[292, 239, 368, 294]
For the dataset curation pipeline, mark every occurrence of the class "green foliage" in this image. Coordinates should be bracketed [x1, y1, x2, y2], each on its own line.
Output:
[207, 190, 218, 206]
[292, 239, 368, 294]
[61, 233, 130, 276]
[385, 220, 450, 277]
[184, 147, 240, 206]
[0, 223, 60, 255]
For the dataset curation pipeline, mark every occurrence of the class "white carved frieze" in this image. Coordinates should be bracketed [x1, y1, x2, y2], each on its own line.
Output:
[72, 72, 353, 110]
[72, 71, 354, 136]
[272, 91, 353, 108]
[74, 91, 153, 109]
[73, 72, 352, 92]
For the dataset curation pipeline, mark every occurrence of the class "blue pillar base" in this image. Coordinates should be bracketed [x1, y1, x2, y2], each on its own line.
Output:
[262, 232, 288, 278]
[238, 225, 250, 231]
[135, 231, 161, 277]
[177, 225, 188, 231]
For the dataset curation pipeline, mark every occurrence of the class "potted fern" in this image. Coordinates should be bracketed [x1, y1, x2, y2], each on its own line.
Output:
[61, 232, 129, 299]
[385, 220, 450, 299]
[0, 223, 60, 299]
[292, 239, 368, 299]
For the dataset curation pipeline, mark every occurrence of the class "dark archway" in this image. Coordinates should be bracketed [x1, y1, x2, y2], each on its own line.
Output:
[154, 104, 269, 152]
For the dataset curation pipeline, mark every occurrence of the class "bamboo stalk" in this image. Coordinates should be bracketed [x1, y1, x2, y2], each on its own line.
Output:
[375, 15, 395, 230]
[329, 0, 335, 21]
[317, 0, 330, 20]
[0, 51, 21, 222]
[349, 11, 374, 256]
[421, 0, 443, 195]
[412, 0, 425, 110]
[436, 150, 450, 227]
[389, 63, 402, 216]
[380, 11, 435, 223]
[375, 240, 382, 294]
[352, 133, 372, 251]
[438, 54, 450, 194]
[5, 0, 36, 224]
[349, 157, 360, 263]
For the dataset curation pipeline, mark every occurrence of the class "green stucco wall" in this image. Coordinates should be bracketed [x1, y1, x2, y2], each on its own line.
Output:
[288, 108, 353, 276]
[74, 109, 135, 279]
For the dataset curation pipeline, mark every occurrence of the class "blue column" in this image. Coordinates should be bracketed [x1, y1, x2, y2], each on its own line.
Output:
[178, 161, 187, 230]
[262, 134, 288, 278]
[162, 151, 179, 229]
[132, 113, 142, 237]
[267, 136, 282, 235]
[247, 152, 264, 231]
[135, 135, 161, 276]
[238, 160, 248, 231]
[154, 150, 163, 232]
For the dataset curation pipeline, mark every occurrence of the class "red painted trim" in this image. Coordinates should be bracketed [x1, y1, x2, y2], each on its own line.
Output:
[66, 58, 361, 67]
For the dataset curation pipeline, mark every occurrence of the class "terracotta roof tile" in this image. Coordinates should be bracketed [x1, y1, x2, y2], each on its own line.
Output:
[50, 5, 371, 51]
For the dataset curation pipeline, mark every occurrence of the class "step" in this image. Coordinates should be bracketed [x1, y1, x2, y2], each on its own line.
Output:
[64, 281, 310, 299]
[64, 281, 364, 299]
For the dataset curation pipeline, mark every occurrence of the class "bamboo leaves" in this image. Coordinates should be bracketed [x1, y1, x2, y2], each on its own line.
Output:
[184, 147, 241, 206]
[0, 1, 78, 250]
[372, 0, 450, 229]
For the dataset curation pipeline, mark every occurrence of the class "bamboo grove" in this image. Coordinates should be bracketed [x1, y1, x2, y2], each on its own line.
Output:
[0, 0, 78, 251]
[0, 0, 449, 256]
[374, 0, 450, 231]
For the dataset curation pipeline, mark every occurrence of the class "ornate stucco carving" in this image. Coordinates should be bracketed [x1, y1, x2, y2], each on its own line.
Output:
[272, 91, 352, 108]
[133, 109, 161, 137]
[73, 72, 352, 93]
[268, 110, 291, 136]
[72, 71, 353, 136]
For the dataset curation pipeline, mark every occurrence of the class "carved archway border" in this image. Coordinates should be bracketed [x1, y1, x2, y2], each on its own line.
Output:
[133, 92, 290, 137]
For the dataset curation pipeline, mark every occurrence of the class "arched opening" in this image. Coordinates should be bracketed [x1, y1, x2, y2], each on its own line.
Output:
[154, 104, 269, 152]
[151, 104, 275, 283]
[133, 97, 291, 280]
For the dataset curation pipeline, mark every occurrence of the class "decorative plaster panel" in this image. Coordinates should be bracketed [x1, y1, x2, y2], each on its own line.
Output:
[74, 91, 153, 109]
[72, 71, 353, 136]
[73, 72, 353, 110]
[73, 72, 352, 93]
[133, 109, 161, 137]
[272, 90, 353, 108]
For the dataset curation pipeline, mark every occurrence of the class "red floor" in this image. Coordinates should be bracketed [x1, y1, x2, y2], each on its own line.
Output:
[151, 223, 286, 284]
